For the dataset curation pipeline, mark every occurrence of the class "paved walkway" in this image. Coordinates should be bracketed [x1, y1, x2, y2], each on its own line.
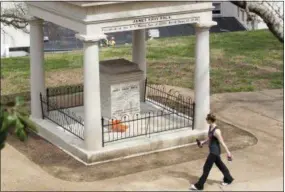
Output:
[1, 88, 283, 191]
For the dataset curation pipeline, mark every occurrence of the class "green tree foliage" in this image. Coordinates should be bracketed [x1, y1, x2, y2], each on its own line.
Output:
[0, 96, 37, 150]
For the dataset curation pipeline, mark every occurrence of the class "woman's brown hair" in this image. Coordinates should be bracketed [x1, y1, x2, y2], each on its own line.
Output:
[206, 113, 216, 122]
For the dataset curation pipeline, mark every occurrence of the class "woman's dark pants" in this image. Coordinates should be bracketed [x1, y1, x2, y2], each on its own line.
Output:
[195, 153, 234, 190]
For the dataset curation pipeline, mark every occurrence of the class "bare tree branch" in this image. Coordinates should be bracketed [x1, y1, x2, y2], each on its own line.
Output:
[231, 1, 284, 43]
[1, 2, 29, 33]
[265, 1, 284, 21]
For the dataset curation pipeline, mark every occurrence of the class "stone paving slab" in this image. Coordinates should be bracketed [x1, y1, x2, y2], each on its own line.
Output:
[1, 88, 283, 191]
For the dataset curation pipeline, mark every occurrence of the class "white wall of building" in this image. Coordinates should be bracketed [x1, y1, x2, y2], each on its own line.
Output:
[213, 1, 283, 30]
[1, 24, 30, 48]
[257, 22, 268, 29]
[1, 2, 30, 57]
[213, 1, 253, 30]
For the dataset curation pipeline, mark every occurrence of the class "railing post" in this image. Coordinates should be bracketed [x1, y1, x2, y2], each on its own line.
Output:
[148, 115, 151, 138]
[40, 93, 44, 119]
[81, 84, 84, 107]
[46, 88, 50, 112]
[145, 113, 151, 137]
[192, 102, 195, 130]
[144, 78, 147, 102]
[101, 117, 104, 147]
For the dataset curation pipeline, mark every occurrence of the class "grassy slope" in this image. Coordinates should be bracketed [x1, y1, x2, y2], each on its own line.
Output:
[1, 29, 283, 95]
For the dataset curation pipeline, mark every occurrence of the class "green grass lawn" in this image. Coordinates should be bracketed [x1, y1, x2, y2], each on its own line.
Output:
[1, 29, 283, 95]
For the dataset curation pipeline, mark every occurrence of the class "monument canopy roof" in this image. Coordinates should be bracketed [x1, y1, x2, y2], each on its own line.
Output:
[26, 1, 214, 38]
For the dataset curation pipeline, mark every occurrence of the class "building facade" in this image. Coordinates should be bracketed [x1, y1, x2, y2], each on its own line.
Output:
[212, 1, 258, 31]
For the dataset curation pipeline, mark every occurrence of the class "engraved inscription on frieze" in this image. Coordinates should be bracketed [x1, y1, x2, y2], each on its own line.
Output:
[102, 16, 200, 33]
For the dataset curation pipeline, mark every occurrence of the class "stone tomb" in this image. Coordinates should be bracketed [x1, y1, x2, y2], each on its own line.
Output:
[100, 59, 143, 118]
[27, 1, 216, 164]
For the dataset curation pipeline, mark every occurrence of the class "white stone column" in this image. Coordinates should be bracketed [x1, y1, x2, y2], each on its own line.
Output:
[194, 22, 216, 131]
[132, 29, 146, 101]
[30, 18, 45, 119]
[76, 34, 106, 151]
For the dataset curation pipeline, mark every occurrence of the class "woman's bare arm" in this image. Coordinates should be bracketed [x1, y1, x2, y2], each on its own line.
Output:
[214, 129, 232, 156]
[201, 138, 209, 145]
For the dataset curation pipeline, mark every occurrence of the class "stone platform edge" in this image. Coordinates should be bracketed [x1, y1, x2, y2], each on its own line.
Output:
[31, 117, 207, 166]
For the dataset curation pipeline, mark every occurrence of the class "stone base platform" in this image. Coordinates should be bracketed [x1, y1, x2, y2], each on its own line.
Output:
[31, 101, 207, 165]
[61, 101, 194, 143]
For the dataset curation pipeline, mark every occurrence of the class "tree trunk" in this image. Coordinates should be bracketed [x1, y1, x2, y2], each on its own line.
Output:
[231, 1, 283, 43]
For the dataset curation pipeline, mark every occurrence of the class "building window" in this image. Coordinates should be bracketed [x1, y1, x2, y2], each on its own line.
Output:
[241, 10, 245, 21]
[237, 7, 240, 17]
[212, 3, 221, 15]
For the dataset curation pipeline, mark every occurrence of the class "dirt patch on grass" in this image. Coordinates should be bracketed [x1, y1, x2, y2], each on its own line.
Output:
[2, 68, 84, 94]
[238, 62, 281, 73]
[1, 72, 30, 95]
[211, 49, 225, 60]
[7, 120, 257, 182]
[252, 79, 271, 90]
[46, 68, 83, 87]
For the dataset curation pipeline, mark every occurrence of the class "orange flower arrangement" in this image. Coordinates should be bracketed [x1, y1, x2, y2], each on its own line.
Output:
[111, 120, 128, 132]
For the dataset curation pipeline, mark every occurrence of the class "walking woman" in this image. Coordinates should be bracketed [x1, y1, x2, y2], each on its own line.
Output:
[190, 113, 234, 191]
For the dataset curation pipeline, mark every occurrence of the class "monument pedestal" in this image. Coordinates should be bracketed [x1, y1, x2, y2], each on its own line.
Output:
[100, 59, 144, 118]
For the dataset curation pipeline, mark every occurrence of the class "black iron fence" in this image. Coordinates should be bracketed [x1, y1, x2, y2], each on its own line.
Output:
[101, 83, 195, 146]
[46, 84, 83, 111]
[40, 93, 84, 140]
[41, 81, 195, 145]
[101, 110, 192, 146]
[146, 83, 194, 119]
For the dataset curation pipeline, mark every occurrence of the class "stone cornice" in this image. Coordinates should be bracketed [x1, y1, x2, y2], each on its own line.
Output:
[195, 21, 217, 29]
[75, 34, 107, 42]
[28, 17, 43, 26]
[68, 2, 125, 7]
[26, 2, 86, 23]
